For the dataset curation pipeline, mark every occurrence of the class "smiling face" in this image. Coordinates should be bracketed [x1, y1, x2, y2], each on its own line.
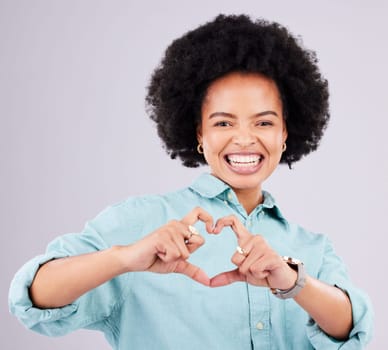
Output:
[198, 72, 287, 207]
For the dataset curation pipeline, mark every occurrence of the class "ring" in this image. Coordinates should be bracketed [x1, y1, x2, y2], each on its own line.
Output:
[188, 225, 199, 235]
[184, 225, 199, 244]
[184, 232, 192, 244]
[236, 246, 247, 256]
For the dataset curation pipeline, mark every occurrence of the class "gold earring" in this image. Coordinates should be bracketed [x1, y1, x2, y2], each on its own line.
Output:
[282, 143, 287, 152]
[197, 143, 204, 154]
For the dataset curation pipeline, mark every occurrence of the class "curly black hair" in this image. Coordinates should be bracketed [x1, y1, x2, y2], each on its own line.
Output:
[146, 14, 329, 167]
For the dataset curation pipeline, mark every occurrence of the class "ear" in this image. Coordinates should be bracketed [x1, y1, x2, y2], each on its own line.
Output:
[282, 126, 288, 144]
[196, 124, 202, 144]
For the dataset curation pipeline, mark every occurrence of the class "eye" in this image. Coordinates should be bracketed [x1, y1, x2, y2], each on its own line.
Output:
[256, 121, 273, 127]
[214, 120, 232, 127]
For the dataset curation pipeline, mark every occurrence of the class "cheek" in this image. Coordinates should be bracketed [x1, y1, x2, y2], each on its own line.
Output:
[202, 131, 224, 153]
[261, 132, 284, 153]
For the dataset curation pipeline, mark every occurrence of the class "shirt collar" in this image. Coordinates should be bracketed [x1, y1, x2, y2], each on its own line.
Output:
[189, 173, 230, 198]
[189, 173, 287, 221]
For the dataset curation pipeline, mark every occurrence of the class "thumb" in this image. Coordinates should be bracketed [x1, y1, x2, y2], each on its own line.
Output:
[209, 269, 246, 287]
[175, 260, 210, 286]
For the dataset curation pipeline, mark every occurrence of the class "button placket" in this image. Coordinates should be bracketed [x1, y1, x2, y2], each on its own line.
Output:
[247, 285, 271, 347]
[256, 321, 265, 330]
[220, 196, 247, 223]
[245, 216, 252, 229]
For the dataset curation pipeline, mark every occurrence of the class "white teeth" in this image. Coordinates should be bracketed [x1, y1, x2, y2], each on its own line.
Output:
[227, 155, 262, 167]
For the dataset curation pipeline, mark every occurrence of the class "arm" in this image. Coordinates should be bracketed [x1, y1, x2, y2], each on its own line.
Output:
[30, 246, 126, 308]
[30, 207, 213, 309]
[209, 215, 352, 340]
[294, 275, 352, 340]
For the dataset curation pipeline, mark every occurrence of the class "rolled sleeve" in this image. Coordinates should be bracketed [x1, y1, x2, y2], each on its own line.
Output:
[9, 251, 78, 335]
[306, 237, 374, 349]
[8, 211, 132, 337]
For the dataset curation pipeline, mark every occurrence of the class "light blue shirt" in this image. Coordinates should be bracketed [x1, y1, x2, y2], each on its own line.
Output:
[9, 173, 373, 349]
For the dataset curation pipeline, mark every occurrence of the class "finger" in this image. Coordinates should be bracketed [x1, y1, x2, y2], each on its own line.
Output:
[241, 250, 282, 285]
[233, 233, 268, 264]
[155, 238, 183, 263]
[212, 215, 250, 241]
[238, 247, 265, 275]
[209, 269, 246, 287]
[231, 247, 249, 267]
[175, 260, 210, 286]
[171, 221, 204, 253]
[173, 221, 194, 240]
[171, 233, 190, 260]
[181, 207, 214, 233]
[185, 233, 205, 254]
[245, 271, 271, 287]
[246, 265, 271, 282]
[185, 225, 201, 243]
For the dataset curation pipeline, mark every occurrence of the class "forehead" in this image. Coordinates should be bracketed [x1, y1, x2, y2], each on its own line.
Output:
[202, 72, 282, 110]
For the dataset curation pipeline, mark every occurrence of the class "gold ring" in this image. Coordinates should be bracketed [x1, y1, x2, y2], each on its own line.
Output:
[184, 226, 199, 244]
[236, 246, 247, 256]
[188, 225, 199, 235]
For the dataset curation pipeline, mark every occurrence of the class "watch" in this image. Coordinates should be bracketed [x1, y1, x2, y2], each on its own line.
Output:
[271, 256, 306, 299]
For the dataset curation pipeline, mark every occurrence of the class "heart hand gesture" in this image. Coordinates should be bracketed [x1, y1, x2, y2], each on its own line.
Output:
[209, 215, 297, 289]
[123, 207, 214, 286]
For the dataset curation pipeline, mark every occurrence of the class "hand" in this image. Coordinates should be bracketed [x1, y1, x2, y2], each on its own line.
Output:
[209, 215, 297, 288]
[122, 207, 214, 286]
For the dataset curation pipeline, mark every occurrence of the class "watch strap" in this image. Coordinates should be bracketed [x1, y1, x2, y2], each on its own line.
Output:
[271, 256, 306, 299]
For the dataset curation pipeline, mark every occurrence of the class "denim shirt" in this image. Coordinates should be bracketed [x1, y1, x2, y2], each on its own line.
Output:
[9, 173, 373, 349]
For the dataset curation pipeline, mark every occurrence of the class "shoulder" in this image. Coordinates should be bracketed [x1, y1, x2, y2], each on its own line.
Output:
[113, 185, 199, 214]
[96, 185, 192, 215]
[262, 192, 327, 246]
[87, 186, 203, 242]
[286, 221, 327, 245]
[276, 219, 330, 267]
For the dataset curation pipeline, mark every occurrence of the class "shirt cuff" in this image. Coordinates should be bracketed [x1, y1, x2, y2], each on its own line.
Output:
[8, 251, 78, 335]
[306, 283, 373, 349]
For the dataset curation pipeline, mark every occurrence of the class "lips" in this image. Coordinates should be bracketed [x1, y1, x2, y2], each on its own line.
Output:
[225, 153, 264, 174]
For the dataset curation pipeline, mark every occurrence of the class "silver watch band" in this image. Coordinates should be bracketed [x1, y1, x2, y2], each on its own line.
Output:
[271, 256, 306, 299]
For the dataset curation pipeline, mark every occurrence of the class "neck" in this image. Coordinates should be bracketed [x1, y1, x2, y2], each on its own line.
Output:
[234, 187, 263, 215]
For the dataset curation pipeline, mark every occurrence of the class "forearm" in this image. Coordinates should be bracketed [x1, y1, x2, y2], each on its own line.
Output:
[29, 246, 127, 309]
[294, 275, 353, 340]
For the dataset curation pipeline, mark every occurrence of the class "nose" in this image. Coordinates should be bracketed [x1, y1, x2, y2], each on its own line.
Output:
[232, 126, 257, 147]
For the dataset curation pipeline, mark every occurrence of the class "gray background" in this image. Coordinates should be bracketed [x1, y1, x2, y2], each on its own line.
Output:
[1, 0, 387, 349]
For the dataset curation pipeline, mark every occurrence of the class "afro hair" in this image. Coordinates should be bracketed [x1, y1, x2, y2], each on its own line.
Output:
[146, 14, 330, 167]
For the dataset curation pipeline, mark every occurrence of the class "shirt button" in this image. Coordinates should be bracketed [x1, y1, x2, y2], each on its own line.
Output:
[227, 193, 233, 201]
[256, 322, 264, 330]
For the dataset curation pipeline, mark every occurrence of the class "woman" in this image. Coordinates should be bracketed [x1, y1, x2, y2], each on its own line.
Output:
[9, 14, 373, 349]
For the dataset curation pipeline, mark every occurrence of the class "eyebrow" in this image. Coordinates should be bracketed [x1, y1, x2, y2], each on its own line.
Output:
[208, 111, 279, 119]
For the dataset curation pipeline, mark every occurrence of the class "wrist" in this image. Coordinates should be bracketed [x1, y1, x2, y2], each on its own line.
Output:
[281, 267, 298, 291]
[109, 245, 133, 274]
[271, 256, 307, 299]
